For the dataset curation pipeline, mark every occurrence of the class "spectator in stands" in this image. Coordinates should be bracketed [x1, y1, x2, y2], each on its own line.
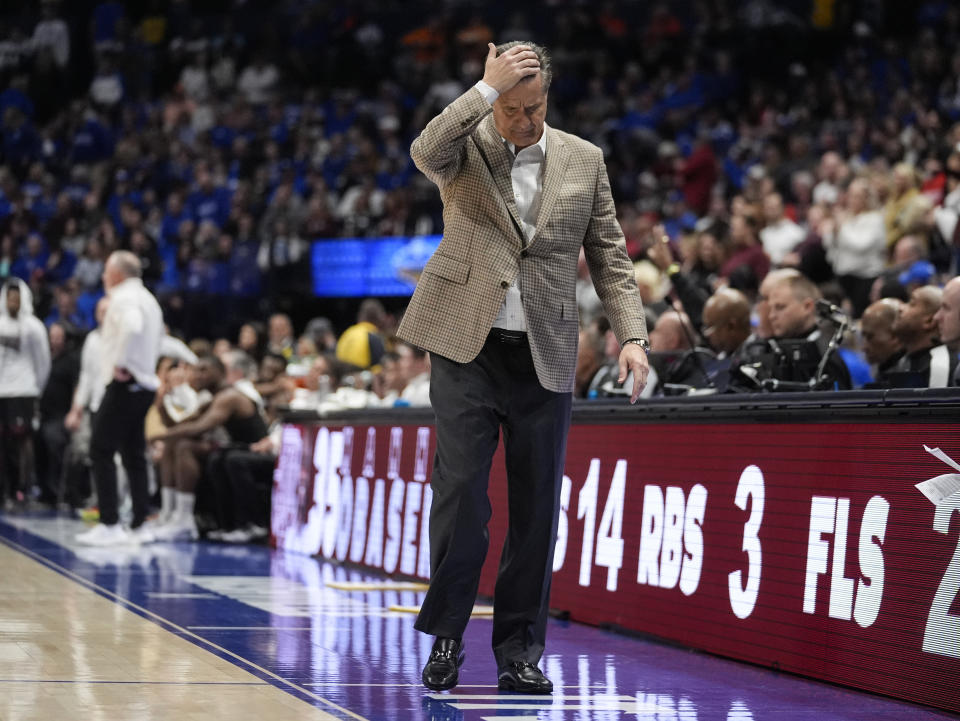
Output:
[89, 51, 125, 112]
[254, 352, 291, 410]
[0, 234, 14, 277]
[236, 50, 280, 106]
[575, 326, 606, 399]
[933, 151, 960, 264]
[720, 212, 769, 289]
[0, 278, 51, 509]
[933, 276, 960, 385]
[812, 151, 845, 206]
[860, 298, 906, 385]
[236, 321, 266, 363]
[760, 192, 805, 267]
[890, 234, 929, 271]
[32, 1, 71, 70]
[336, 298, 387, 370]
[11, 231, 48, 283]
[884, 163, 930, 252]
[45, 280, 88, 333]
[73, 237, 106, 293]
[372, 350, 403, 405]
[151, 351, 267, 541]
[266, 312, 295, 360]
[186, 165, 231, 229]
[680, 131, 718, 216]
[395, 341, 430, 407]
[826, 178, 888, 317]
[645, 227, 715, 332]
[304, 316, 337, 354]
[36, 321, 79, 506]
[890, 285, 957, 387]
[4, 0, 960, 407]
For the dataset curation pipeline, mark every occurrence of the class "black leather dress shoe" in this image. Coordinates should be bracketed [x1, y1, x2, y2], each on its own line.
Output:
[497, 661, 553, 694]
[422, 637, 465, 691]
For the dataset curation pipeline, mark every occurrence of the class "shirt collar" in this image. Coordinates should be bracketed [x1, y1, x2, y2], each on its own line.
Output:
[108, 276, 144, 296]
[502, 123, 548, 158]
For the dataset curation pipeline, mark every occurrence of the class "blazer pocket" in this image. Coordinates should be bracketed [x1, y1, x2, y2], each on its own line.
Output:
[424, 253, 470, 285]
[549, 298, 577, 322]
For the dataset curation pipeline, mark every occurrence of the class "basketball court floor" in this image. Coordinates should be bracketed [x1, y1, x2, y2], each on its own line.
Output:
[0, 513, 955, 721]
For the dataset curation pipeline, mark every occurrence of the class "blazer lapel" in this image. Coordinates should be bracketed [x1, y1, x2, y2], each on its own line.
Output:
[530, 126, 569, 246]
[478, 117, 526, 245]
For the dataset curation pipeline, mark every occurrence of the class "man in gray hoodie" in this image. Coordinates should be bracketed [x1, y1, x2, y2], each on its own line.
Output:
[0, 278, 51, 508]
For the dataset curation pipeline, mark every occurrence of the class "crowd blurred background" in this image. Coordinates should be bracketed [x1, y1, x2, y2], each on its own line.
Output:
[2, 1, 960, 516]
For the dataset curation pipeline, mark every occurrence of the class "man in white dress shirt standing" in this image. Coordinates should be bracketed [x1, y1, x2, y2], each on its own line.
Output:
[77, 251, 163, 545]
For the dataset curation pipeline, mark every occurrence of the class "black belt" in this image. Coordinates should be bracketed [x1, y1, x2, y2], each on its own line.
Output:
[488, 328, 528, 345]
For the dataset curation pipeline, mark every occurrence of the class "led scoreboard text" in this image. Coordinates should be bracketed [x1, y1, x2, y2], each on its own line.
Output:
[271, 421, 960, 713]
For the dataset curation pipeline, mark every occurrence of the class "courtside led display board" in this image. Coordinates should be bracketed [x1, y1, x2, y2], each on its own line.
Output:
[272, 418, 960, 713]
[311, 235, 442, 297]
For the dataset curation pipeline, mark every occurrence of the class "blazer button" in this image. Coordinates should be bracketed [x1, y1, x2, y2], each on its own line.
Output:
[520, 249, 529, 258]
[500, 281, 509, 288]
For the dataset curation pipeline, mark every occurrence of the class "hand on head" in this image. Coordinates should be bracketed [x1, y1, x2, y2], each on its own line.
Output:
[482, 43, 540, 94]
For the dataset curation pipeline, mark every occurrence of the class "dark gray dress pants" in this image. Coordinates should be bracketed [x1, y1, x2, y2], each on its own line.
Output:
[414, 331, 572, 669]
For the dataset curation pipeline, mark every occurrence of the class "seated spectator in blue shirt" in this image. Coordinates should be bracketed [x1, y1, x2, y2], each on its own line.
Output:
[0, 75, 35, 120]
[11, 232, 49, 282]
[70, 109, 114, 164]
[106, 169, 143, 232]
[160, 190, 190, 248]
[43, 241, 77, 286]
[186, 166, 232, 228]
[45, 281, 89, 333]
[2, 108, 41, 173]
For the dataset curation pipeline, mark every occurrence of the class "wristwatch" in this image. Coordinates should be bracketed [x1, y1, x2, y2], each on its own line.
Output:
[623, 338, 650, 353]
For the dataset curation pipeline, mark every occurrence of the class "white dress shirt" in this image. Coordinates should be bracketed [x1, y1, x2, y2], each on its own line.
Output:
[99, 277, 164, 392]
[759, 218, 806, 265]
[827, 210, 887, 278]
[74, 328, 104, 412]
[475, 80, 546, 332]
[933, 184, 960, 241]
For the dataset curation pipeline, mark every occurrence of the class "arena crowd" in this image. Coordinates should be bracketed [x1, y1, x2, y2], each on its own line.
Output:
[1, 1, 959, 535]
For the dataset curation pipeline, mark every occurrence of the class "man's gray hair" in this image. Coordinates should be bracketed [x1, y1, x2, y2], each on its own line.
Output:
[496, 41, 552, 94]
[224, 349, 258, 380]
[109, 250, 143, 278]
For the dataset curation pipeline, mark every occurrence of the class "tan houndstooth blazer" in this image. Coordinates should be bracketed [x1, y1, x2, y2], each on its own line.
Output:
[398, 87, 647, 393]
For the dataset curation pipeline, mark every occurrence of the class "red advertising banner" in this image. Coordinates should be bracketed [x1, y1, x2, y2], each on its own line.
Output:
[271, 420, 960, 713]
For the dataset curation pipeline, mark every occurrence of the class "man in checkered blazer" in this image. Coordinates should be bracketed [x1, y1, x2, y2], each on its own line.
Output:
[400, 40, 649, 694]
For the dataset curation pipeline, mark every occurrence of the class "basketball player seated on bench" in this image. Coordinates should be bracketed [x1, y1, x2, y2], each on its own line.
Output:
[148, 351, 267, 541]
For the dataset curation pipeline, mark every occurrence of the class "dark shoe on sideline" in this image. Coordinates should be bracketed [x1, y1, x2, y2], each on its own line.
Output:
[497, 661, 553, 694]
[422, 637, 465, 691]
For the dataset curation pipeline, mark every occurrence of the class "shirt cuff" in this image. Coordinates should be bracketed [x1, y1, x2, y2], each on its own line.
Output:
[474, 80, 499, 105]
